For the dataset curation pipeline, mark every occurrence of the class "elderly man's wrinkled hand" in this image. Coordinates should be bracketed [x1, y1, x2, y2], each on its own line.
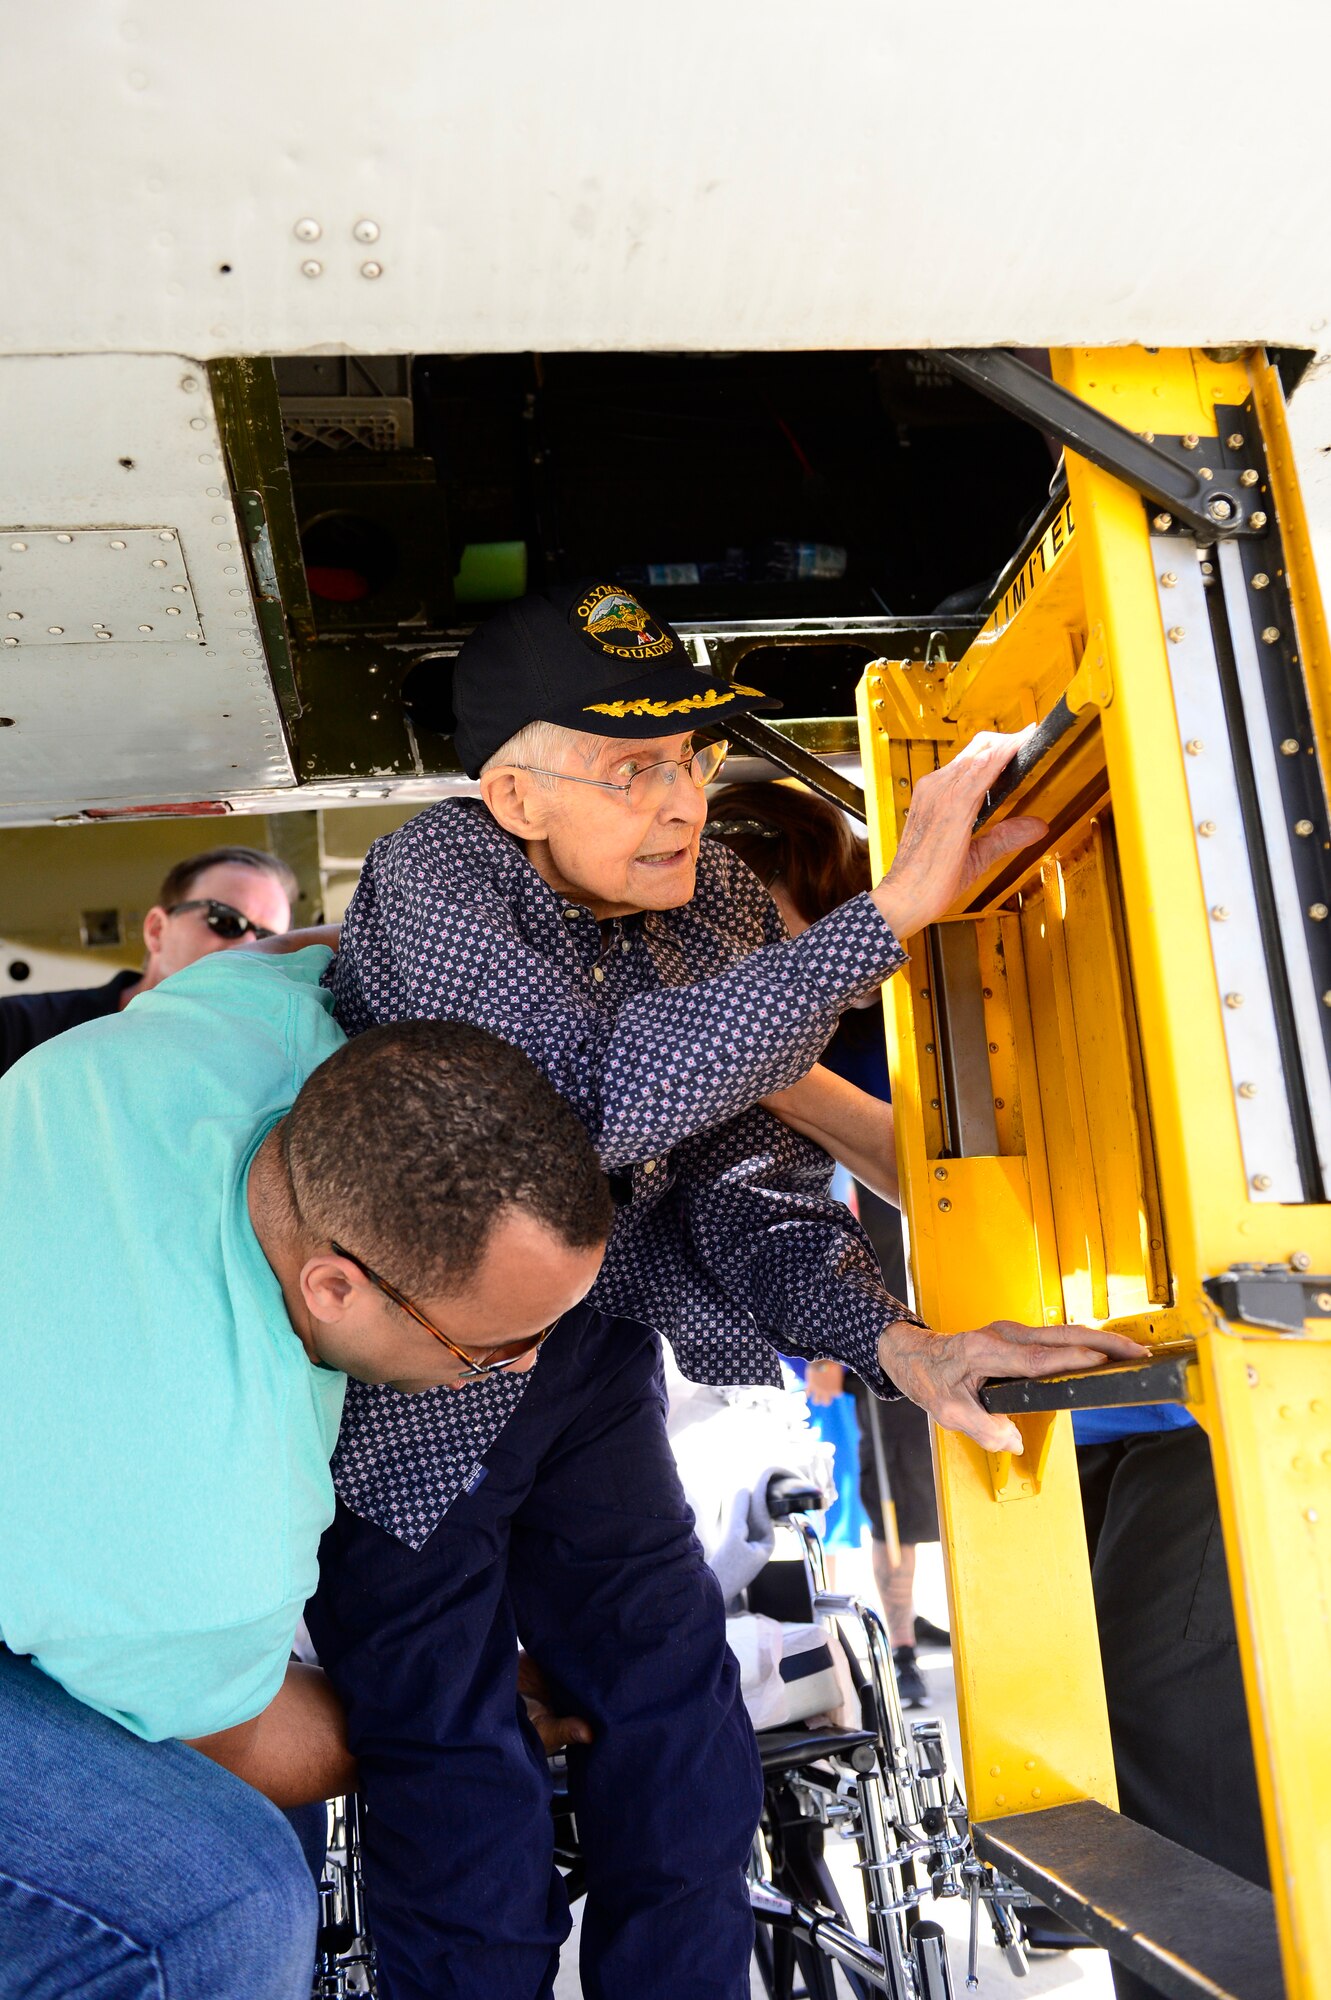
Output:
[871, 731, 1047, 942]
[877, 1318, 1149, 1455]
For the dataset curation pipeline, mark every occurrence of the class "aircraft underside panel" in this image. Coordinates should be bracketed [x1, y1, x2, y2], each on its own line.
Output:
[0, 354, 294, 815]
[5, 1, 1331, 358]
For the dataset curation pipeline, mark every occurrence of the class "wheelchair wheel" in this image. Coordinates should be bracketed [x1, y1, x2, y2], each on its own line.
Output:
[752, 1916, 842, 2000]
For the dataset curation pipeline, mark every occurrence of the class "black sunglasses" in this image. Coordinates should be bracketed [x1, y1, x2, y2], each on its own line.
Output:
[165, 898, 277, 942]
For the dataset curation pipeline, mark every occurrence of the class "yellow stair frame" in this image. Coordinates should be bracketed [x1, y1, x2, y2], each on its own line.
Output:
[856, 348, 1331, 2000]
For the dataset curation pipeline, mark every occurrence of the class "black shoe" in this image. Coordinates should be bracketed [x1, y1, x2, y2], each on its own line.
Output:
[1020, 1903, 1093, 1951]
[893, 1644, 929, 1709]
[914, 1614, 952, 1649]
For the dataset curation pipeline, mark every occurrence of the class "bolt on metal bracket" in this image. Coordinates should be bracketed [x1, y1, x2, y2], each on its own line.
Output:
[1203, 1263, 1331, 1331]
[937, 349, 1257, 539]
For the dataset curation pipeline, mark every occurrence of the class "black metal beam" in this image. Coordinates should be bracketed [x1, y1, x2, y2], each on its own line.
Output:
[973, 1802, 1281, 2000]
[937, 350, 1256, 540]
[980, 1345, 1195, 1415]
[721, 714, 867, 823]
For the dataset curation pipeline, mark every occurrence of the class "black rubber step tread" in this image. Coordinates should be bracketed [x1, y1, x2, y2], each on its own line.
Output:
[980, 1345, 1195, 1414]
[973, 1800, 1280, 2000]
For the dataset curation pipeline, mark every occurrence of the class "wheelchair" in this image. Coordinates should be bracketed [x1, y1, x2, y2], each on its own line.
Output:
[311, 1478, 1039, 2000]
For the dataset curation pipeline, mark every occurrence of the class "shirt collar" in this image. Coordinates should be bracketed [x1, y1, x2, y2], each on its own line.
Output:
[450, 799, 662, 938]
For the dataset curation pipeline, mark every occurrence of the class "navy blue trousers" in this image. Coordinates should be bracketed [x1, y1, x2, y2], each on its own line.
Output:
[306, 1310, 763, 2000]
[1079, 1427, 1267, 2000]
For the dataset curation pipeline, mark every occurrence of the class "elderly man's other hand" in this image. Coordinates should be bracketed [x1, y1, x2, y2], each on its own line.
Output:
[243, 924, 342, 956]
[871, 731, 1047, 942]
[517, 1650, 594, 1754]
[878, 1318, 1149, 1454]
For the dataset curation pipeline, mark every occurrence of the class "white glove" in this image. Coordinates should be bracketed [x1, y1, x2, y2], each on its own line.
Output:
[707, 1476, 779, 1607]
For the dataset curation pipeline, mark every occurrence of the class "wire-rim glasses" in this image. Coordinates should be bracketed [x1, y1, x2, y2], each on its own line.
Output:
[511, 738, 728, 807]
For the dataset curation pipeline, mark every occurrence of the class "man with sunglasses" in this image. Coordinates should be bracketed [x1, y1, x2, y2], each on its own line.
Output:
[0, 933, 612, 2000]
[311, 580, 1146, 2000]
[0, 843, 297, 1080]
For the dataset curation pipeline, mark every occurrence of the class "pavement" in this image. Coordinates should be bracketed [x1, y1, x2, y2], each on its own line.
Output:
[551, 1541, 1117, 2000]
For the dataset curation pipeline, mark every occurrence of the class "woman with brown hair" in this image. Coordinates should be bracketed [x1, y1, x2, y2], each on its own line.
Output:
[706, 781, 947, 1709]
[706, 781, 875, 934]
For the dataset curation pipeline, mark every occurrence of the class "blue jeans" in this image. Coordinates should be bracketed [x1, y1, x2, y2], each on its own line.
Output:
[308, 1308, 763, 2000]
[0, 1648, 317, 1999]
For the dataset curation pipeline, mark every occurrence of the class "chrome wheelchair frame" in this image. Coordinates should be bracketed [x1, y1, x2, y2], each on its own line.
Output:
[744, 1512, 1033, 2000]
[313, 1793, 375, 1998]
[309, 1503, 1039, 2000]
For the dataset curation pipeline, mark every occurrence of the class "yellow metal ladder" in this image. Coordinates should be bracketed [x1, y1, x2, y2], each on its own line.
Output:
[856, 347, 1331, 2000]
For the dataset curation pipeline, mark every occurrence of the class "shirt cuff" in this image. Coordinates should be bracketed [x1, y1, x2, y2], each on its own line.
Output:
[784, 893, 907, 1009]
[807, 1290, 923, 1399]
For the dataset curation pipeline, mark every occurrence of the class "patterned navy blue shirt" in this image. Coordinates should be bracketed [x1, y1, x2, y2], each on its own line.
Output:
[327, 799, 915, 1548]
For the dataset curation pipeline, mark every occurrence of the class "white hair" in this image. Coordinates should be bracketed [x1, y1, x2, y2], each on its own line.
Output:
[481, 720, 601, 787]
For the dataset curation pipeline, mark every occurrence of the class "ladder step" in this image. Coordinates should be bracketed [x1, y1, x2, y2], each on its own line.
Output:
[980, 1344, 1195, 1415]
[972, 1800, 1280, 2000]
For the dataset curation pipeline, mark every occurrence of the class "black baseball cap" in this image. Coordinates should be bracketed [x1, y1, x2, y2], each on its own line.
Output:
[449, 580, 782, 778]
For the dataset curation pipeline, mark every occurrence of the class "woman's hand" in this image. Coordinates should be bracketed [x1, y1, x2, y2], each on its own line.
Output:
[805, 1358, 845, 1407]
[243, 924, 342, 956]
[872, 733, 1047, 941]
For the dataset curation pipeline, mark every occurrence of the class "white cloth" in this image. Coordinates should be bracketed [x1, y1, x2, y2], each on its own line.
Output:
[664, 1345, 832, 1610]
[663, 1342, 855, 1729]
[725, 1613, 852, 1730]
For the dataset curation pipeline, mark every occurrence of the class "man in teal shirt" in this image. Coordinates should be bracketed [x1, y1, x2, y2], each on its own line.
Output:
[0, 945, 611, 1999]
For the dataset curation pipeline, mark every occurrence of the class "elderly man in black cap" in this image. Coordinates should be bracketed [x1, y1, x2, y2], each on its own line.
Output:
[307, 581, 1145, 2000]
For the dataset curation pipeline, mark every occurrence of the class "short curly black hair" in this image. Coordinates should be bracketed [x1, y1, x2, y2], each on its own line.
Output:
[284, 1018, 612, 1296]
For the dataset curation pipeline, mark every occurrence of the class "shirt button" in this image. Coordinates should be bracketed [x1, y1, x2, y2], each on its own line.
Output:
[643, 1159, 657, 1174]
[562, 906, 579, 922]
[592, 965, 605, 983]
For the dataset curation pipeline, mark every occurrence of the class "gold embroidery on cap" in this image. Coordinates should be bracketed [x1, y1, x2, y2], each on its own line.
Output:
[583, 682, 764, 720]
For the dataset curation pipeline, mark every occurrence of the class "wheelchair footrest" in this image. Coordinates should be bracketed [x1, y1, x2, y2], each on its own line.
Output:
[755, 1725, 878, 1772]
[972, 1800, 1280, 2000]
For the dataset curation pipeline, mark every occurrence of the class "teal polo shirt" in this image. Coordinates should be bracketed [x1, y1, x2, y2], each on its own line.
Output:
[0, 947, 346, 1743]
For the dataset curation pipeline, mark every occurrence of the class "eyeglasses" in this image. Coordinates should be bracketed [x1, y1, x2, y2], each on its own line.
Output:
[702, 817, 784, 888]
[512, 738, 728, 809]
[165, 897, 277, 942]
[704, 818, 781, 842]
[330, 1240, 557, 1380]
